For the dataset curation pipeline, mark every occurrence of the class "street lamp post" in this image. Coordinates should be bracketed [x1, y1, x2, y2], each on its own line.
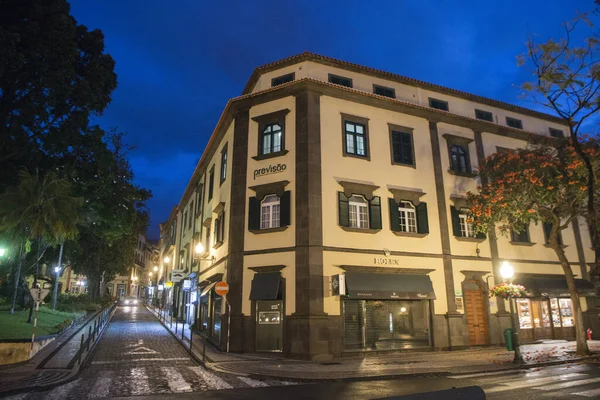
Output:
[52, 266, 61, 309]
[500, 261, 523, 364]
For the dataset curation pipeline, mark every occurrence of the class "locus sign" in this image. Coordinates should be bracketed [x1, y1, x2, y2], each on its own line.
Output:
[254, 163, 287, 179]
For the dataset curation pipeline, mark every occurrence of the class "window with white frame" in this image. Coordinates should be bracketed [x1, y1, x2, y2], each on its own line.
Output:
[398, 201, 417, 233]
[459, 212, 475, 238]
[349, 195, 369, 229]
[260, 194, 281, 229]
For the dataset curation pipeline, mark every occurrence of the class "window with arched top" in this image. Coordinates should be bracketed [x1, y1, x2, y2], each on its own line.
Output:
[261, 194, 281, 229]
[398, 201, 417, 233]
[349, 195, 369, 229]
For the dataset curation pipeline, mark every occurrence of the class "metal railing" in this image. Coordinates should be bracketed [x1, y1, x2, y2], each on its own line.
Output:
[74, 302, 116, 366]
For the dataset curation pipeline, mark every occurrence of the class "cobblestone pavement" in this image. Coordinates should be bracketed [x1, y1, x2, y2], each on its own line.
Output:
[4, 305, 300, 399]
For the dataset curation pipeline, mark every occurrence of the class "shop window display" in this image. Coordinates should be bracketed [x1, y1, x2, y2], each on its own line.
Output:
[343, 299, 430, 351]
[559, 299, 574, 327]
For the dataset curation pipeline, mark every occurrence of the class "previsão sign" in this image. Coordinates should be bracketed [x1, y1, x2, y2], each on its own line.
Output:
[215, 281, 229, 296]
[253, 163, 287, 180]
[182, 280, 192, 290]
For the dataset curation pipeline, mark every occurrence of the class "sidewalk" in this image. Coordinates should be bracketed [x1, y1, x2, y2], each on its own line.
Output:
[0, 303, 115, 395]
[146, 305, 600, 381]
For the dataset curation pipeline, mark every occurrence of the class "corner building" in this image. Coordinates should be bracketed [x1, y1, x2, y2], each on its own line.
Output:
[165, 52, 597, 360]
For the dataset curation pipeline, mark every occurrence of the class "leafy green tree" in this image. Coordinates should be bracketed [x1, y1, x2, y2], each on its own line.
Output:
[517, 13, 600, 279]
[0, 169, 81, 315]
[0, 0, 117, 187]
[467, 144, 600, 355]
[67, 131, 151, 299]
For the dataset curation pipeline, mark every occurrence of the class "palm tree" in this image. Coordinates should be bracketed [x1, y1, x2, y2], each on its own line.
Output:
[0, 169, 81, 315]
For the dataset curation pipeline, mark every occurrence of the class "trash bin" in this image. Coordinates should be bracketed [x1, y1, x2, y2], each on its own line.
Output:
[504, 328, 513, 351]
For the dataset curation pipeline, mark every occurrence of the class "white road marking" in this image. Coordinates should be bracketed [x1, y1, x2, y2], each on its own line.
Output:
[92, 357, 189, 364]
[124, 346, 158, 355]
[125, 339, 144, 348]
[485, 373, 587, 393]
[44, 378, 81, 400]
[573, 387, 600, 397]
[238, 376, 269, 387]
[188, 366, 233, 390]
[535, 376, 600, 391]
[449, 370, 526, 379]
[88, 371, 113, 398]
[163, 367, 192, 393]
[130, 367, 151, 395]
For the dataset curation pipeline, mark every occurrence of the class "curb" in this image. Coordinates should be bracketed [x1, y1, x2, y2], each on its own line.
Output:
[0, 303, 117, 397]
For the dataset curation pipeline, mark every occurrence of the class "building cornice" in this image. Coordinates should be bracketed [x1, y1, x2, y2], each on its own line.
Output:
[241, 52, 567, 125]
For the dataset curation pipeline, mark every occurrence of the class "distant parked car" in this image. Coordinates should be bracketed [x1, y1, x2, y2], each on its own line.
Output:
[119, 296, 139, 306]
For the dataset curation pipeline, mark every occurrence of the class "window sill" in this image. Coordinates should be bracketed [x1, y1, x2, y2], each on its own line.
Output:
[342, 153, 371, 161]
[212, 241, 224, 250]
[391, 161, 416, 169]
[455, 236, 485, 243]
[252, 150, 289, 161]
[510, 241, 536, 247]
[447, 170, 477, 178]
[249, 226, 288, 235]
[392, 231, 428, 238]
[341, 227, 381, 234]
[544, 244, 568, 249]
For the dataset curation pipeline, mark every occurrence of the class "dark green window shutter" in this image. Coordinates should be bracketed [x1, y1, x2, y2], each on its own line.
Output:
[389, 198, 400, 232]
[416, 202, 429, 234]
[369, 196, 382, 230]
[338, 192, 349, 227]
[280, 191, 291, 226]
[450, 206, 461, 237]
[248, 197, 260, 230]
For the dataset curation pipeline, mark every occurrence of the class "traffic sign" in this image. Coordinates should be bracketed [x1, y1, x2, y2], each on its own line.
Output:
[29, 288, 50, 305]
[215, 281, 229, 296]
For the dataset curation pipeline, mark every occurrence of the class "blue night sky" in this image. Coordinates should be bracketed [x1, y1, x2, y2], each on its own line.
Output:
[68, 0, 592, 241]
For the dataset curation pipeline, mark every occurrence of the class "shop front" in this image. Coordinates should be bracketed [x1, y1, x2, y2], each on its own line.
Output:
[249, 271, 284, 352]
[196, 274, 224, 343]
[514, 275, 595, 342]
[341, 271, 435, 352]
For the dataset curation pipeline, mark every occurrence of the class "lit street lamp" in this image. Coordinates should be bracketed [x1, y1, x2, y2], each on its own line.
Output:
[501, 261, 523, 364]
[164, 256, 170, 264]
[195, 243, 204, 255]
[0, 248, 6, 257]
[52, 265, 61, 309]
[153, 266, 158, 272]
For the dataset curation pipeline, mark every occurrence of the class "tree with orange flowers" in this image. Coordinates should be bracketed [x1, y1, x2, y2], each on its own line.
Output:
[467, 144, 600, 355]
[517, 11, 600, 281]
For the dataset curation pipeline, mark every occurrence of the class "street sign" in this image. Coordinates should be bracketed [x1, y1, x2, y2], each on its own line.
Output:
[29, 288, 50, 305]
[215, 281, 229, 296]
[170, 270, 185, 283]
[165, 281, 173, 288]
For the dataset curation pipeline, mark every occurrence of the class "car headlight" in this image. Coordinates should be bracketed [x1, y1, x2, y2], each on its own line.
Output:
[125, 300, 129, 304]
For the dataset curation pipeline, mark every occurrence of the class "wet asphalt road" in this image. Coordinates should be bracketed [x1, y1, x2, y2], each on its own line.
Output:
[110, 362, 600, 399]
[4, 304, 298, 399]
[6, 305, 600, 399]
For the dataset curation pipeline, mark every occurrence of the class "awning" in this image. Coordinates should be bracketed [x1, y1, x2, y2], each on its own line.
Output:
[250, 272, 281, 301]
[200, 282, 217, 297]
[514, 276, 595, 297]
[345, 272, 436, 300]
